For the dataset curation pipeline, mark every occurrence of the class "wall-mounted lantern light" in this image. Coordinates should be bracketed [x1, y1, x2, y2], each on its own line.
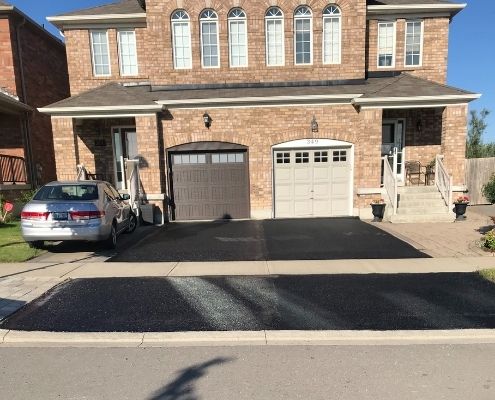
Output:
[311, 115, 319, 133]
[203, 112, 212, 129]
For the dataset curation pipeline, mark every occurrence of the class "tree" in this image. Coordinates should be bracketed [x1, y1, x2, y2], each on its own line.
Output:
[466, 109, 492, 158]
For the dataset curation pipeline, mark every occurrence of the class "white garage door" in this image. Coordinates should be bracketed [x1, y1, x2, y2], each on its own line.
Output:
[274, 148, 352, 218]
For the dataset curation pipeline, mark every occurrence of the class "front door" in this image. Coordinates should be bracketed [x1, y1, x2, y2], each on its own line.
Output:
[112, 127, 138, 190]
[381, 119, 405, 183]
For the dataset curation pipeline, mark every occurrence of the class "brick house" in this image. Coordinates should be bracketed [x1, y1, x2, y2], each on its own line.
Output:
[0, 0, 69, 198]
[41, 0, 480, 223]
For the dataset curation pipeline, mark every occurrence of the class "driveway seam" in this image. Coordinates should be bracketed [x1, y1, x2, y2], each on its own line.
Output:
[166, 262, 180, 277]
[59, 263, 87, 279]
[0, 330, 9, 344]
[265, 261, 271, 276]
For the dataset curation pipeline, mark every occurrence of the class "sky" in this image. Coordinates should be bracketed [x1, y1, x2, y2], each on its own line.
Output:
[5, 0, 495, 141]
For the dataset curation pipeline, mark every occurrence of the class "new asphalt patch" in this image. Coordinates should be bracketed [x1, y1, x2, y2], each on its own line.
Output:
[2, 273, 495, 332]
[110, 218, 428, 262]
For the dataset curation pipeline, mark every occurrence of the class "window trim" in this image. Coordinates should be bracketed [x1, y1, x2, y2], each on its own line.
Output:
[265, 7, 285, 67]
[322, 5, 342, 65]
[171, 10, 193, 70]
[228, 8, 248, 68]
[117, 29, 139, 77]
[200, 9, 221, 69]
[90, 29, 111, 77]
[293, 6, 313, 66]
[404, 19, 424, 68]
[377, 21, 396, 69]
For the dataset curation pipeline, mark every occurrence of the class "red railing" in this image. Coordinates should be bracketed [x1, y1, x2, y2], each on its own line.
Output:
[0, 154, 28, 184]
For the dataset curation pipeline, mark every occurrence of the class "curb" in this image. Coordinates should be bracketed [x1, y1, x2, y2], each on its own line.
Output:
[2, 329, 495, 347]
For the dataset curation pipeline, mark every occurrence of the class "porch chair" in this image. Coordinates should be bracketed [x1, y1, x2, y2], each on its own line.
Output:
[405, 161, 425, 186]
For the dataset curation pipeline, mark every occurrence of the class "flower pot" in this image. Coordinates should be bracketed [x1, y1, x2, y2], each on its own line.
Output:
[454, 203, 468, 221]
[371, 203, 386, 222]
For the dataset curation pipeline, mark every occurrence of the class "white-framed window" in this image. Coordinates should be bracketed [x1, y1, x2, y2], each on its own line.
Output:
[200, 9, 220, 68]
[323, 5, 341, 64]
[265, 7, 285, 66]
[377, 21, 396, 67]
[117, 30, 138, 76]
[228, 8, 248, 67]
[171, 10, 192, 69]
[90, 30, 111, 76]
[294, 6, 313, 65]
[405, 20, 423, 67]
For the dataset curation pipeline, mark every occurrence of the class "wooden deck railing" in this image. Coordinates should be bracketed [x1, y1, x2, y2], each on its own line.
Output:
[0, 155, 28, 184]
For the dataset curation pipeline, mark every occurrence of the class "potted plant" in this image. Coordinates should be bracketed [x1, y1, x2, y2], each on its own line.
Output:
[453, 195, 469, 221]
[370, 198, 386, 222]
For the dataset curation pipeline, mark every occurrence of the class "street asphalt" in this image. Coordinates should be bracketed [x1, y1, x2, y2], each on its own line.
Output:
[1, 345, 495, 399]
[110, 218, 428, 262]
[3, 273, 495, 332]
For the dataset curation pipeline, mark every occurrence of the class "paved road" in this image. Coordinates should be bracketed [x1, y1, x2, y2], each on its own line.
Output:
[111, 218, 428, 262]
[0, 345, 494, 399]
[3, 273, 495, 332]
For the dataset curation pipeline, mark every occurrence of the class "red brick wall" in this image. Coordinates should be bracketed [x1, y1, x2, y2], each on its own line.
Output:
[442, 105, 468, 186]
[0, 17, 17, 95]
[366, 18, 450, 84]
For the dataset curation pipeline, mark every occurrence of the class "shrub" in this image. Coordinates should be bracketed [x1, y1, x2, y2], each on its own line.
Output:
[482, 174, 495, 204]
[481, 229, 495, 251]
[17, 189, 37, 204]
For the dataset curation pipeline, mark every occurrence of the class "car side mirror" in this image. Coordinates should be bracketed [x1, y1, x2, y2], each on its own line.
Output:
[121, 194, 131, 201]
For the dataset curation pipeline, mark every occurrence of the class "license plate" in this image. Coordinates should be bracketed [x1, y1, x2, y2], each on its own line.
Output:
[52, 212, 68, 221]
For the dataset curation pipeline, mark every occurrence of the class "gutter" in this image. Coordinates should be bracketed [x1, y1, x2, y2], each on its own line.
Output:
[367, 3, 466, 16]
[38, 104, 164, 117]
[352, 94, 481, 109]
[47, 13, 147, 29]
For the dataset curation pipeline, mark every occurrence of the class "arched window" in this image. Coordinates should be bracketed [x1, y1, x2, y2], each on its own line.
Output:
[228, 8, 248, 67]
[294, 6, 312, 65]
[171, 10, 192, 69]
[323, 5, 341, 64]
[200, 9, 220, 68]
[265, 7, 284, 66]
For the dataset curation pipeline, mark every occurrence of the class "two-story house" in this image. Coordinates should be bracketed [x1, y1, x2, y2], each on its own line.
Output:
[41, 0, 480, 223]
[0, 0, 69, 198]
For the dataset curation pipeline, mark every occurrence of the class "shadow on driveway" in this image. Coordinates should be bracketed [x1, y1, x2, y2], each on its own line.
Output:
[110, 218, 428, 262]
[3, 273, 495, 332]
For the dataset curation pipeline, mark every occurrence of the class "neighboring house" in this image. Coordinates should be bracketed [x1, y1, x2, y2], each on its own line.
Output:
[42, 0, 480, 223]
[0, 0, 70, 199]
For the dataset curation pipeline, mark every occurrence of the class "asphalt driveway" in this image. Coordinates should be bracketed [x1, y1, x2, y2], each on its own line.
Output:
[3, 273, 495, 332]
[110, 218, 428, 262]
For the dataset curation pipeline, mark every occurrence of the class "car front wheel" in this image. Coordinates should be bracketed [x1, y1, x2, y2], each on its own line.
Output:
[126, 213, 137, 234]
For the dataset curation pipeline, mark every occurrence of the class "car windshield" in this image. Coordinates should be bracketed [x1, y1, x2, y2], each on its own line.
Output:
[33, 184, 99, 201]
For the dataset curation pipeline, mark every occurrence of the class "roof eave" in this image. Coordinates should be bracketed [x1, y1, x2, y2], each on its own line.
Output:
[47, 13, 147, 29]
[367, 4, 467, 17]
[0, 92, 33, 114]
[0, 5, 14, 12]
[38, 104, 163, 117]
[353, 93, 481, 109]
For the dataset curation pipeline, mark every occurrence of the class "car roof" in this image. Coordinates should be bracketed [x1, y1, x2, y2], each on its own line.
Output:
[44, 181, 109, 186]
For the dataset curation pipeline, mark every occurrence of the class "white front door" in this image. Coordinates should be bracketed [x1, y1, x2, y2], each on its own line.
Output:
[274, 148, 352, 218]
[112, 127, 137, 190]
[382, 119, 406, 183]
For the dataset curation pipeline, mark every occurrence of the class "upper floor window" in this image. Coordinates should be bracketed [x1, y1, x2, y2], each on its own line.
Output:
[294, 6, 313, 65]
[323, 5, 341, 64]
[228, 8, 248, 67]
[171, 10, 192, 69]
[117, 30, 138, 76]
[377, 21, 396, 68]
[90, 30, 111, 76]
[405, 20, 423, 67]
[265, 7, 285, 66]
[200, 9, 220, 68]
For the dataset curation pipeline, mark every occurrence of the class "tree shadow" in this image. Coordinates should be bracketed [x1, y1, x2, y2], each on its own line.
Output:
[148, 357, 234, 400]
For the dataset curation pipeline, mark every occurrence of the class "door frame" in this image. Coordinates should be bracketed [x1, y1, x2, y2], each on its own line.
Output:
[111, 125, 137, 190]
[272, 138, 354, 218]
[382, 119, 406, 184]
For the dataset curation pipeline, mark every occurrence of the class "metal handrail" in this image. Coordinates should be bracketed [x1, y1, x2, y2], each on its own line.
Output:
[435, 155, 453, 207]
[0, 154, 28, 184]
[383, 155, 398, 215]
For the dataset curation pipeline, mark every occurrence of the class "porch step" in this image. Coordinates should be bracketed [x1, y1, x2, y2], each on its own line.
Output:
[398, 186, 438, 194]
[390, 213, 455, 224]
[398, 198, 448, 208]
[398, 192, 443, 200]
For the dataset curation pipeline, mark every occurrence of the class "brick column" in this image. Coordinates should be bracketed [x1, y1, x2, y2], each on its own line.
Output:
[135, 114, 166, 222]
[441, 105, 468, 186]
[51, 117, 78, 181]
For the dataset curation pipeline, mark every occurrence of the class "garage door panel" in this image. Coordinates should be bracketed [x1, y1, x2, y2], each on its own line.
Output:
[171, 150, 250, 220]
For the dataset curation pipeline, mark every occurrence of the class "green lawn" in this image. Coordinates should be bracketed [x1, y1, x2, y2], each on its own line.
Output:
[479, 269, 495, 284]
[0, 221, 43, 262]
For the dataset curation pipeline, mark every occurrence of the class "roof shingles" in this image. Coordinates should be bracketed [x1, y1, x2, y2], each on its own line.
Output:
[55, 0, 144, 17]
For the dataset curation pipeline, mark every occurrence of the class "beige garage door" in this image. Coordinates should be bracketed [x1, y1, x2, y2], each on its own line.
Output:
[274, 148, 352, 218]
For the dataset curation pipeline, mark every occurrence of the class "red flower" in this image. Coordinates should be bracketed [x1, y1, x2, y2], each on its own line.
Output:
[3, 202, 13, 213]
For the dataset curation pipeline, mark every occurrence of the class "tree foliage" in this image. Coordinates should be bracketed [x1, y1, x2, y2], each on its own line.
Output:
[466, 109, 494, 158]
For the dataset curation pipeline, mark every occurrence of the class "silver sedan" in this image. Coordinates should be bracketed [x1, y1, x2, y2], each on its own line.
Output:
[21, 181, 137, 249]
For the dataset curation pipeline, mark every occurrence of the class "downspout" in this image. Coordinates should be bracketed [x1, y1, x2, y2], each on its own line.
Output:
[15, 16, 36, 186]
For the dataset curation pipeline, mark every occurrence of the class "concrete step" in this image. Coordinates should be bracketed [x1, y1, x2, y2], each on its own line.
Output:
[390, 213, 455, 223]
[398, 198, 448, 208]
[397, 206, 449, 215]
[398, 192, 443, 200]
[398, 186, 439, 194]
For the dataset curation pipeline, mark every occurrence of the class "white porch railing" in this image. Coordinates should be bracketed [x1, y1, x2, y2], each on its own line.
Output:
[435, 154, 453, 207]
[76, 164, 87, 181]
[382, 155, 398, 215]
[124, 159, 141, 216]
